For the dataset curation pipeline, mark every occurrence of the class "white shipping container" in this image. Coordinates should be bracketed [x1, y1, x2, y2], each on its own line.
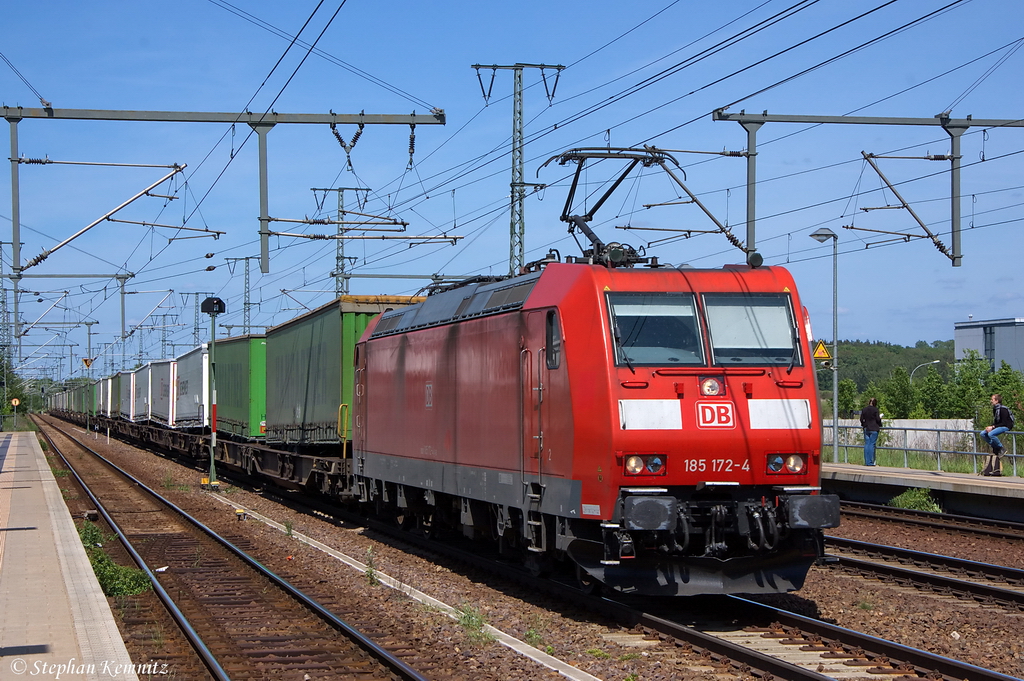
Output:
[133, 365, 151, 422]
[174, 345, 209, 428]
[118, 372, 134, 421]
[150, 360, 176, 427]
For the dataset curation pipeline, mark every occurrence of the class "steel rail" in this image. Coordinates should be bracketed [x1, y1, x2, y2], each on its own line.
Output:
[826, 537, 1024, 610]
[248, 486, 851, 681]
[41, 419, 430, 681]
[842, 500, 1024, 539]
[828, 535, 1024, 585]
[38, 426, 230, 681]
[220, 456, 1022, 681]
[727, 596, 1021, 681]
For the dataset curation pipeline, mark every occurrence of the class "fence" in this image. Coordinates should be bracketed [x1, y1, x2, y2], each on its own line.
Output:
[822, 419, 1020, 477]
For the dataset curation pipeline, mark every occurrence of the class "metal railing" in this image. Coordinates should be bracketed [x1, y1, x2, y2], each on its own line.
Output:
[822, 422, 1020, 477]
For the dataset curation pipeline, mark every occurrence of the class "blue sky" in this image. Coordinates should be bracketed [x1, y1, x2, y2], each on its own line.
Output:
[2, 0, 1022, 381]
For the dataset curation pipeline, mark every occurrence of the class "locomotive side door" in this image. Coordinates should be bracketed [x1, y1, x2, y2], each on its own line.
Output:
[520, 309, 561, 494]
[353, 342, 367, 476]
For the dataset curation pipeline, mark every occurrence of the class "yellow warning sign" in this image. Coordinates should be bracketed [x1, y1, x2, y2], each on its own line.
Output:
[82, 358, 93, 368]
[812, 340, 832, 360]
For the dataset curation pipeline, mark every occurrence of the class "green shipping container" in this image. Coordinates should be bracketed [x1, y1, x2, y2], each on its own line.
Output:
[266, 296, 421, 445]
[214, 334, 267, 440]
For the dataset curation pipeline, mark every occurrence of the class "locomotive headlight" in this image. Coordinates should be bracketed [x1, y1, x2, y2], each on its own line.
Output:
[623, 454, 667, 476]
[625, 455, 645, 475]
[785, 454, 806, 473]
[767, 454, 785, 473]
[700, 377, 725, 396]
[645, 455, 665, 474]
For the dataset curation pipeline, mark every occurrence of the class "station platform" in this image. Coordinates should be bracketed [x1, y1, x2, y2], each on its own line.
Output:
[821, 461, 1024, 521]
[0, 432, 139, 680]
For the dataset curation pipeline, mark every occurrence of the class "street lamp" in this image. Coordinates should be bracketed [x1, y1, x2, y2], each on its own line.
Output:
[810, 228, 839, 462]
[200, 297, 226, 489]
[910, 359, 941, 382]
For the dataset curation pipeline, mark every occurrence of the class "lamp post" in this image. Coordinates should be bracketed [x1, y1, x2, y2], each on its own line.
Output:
[810, 228, 839, 462]
[910, 359, 940, 382]
[200, 297, 226, 488]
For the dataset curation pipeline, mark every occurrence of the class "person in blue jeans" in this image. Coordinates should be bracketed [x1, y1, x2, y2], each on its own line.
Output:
[860, 397, 883, 466]
[981, 393, 1014, 476]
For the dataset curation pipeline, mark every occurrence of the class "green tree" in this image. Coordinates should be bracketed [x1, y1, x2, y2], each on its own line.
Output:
[948, 350, 992, 426]
[837, 378, 858, 417]
[989, 361, 1024, 414]
[917, 365, 952, 418]
[880, 366, 914, 419]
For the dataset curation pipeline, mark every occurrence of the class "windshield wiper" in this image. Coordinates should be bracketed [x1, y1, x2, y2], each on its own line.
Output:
[786, 325, 800, 375]
[613, 320, 636, 375]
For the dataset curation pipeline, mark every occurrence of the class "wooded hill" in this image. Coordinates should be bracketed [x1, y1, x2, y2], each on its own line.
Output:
[817, 339, 953, 391]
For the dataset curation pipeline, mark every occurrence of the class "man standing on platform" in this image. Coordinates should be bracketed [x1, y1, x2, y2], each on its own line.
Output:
[860, 397, 883, 466]
[981, 393, 1014, 477]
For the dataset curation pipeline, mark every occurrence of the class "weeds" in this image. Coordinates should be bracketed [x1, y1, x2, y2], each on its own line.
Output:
[283, 520, 294, 537]
[586, 648, 611, 659]
[524, 629, 543, 649]
[50, 467, 69, 478]
[455, 603, 494, 644]
[150, 624, 165, 649]
[160, 474, 190, 492]
[858, 600, 874, 610]
[78, 521, 151, 597]
[887, 487, 942, 513]
[365, 547, 380, 586]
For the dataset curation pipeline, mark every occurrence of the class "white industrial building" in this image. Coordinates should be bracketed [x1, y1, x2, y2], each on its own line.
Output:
[954, 317, 1024, 372]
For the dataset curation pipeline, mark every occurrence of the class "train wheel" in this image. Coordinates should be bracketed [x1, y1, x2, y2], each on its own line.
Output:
[418, 511, 436, 539]
[392, 508, 413, 531]
[523, 553, 551, 578]
[576, 563, 601, 595]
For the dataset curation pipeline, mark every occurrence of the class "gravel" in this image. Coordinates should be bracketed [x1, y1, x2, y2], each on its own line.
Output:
[49, 421, 1024, 680]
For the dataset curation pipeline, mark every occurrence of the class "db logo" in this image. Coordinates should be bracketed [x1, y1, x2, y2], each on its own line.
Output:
[696, 402, 735, 428]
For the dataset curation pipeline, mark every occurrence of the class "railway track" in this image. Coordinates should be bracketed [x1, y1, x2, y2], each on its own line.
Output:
[42, 415, 1024, 681]
[825, 535, 1024, 610]
[841, 500, 1024, 540]
[38, 417, 430, 681]
[248, 473, 1021, 681]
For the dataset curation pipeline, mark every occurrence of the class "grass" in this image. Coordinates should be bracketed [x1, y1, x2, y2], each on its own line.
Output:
[887, 487, 942, 513]
[586, 648, 611, 659]
[160, 474, 190, 492]
[455, 603, 494, 644]
[826, 443, 1020, 477]
[78, 521, 152, 597]
[364, 547, 380, 586]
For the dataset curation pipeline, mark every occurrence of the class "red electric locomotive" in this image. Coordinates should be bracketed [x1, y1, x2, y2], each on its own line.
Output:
[353, 148, 839, 596]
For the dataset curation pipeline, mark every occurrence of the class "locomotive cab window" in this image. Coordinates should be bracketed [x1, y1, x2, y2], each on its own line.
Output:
[703, 293, 800, 366]
[607, 293, 703, 366]
[546, 310, 562, 370]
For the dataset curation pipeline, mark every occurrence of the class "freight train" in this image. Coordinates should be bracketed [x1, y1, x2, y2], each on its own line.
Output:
[49, 148, 840, 596]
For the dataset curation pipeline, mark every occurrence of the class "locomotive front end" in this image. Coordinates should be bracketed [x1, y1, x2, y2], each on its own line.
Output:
[567, 265, 840, 595]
